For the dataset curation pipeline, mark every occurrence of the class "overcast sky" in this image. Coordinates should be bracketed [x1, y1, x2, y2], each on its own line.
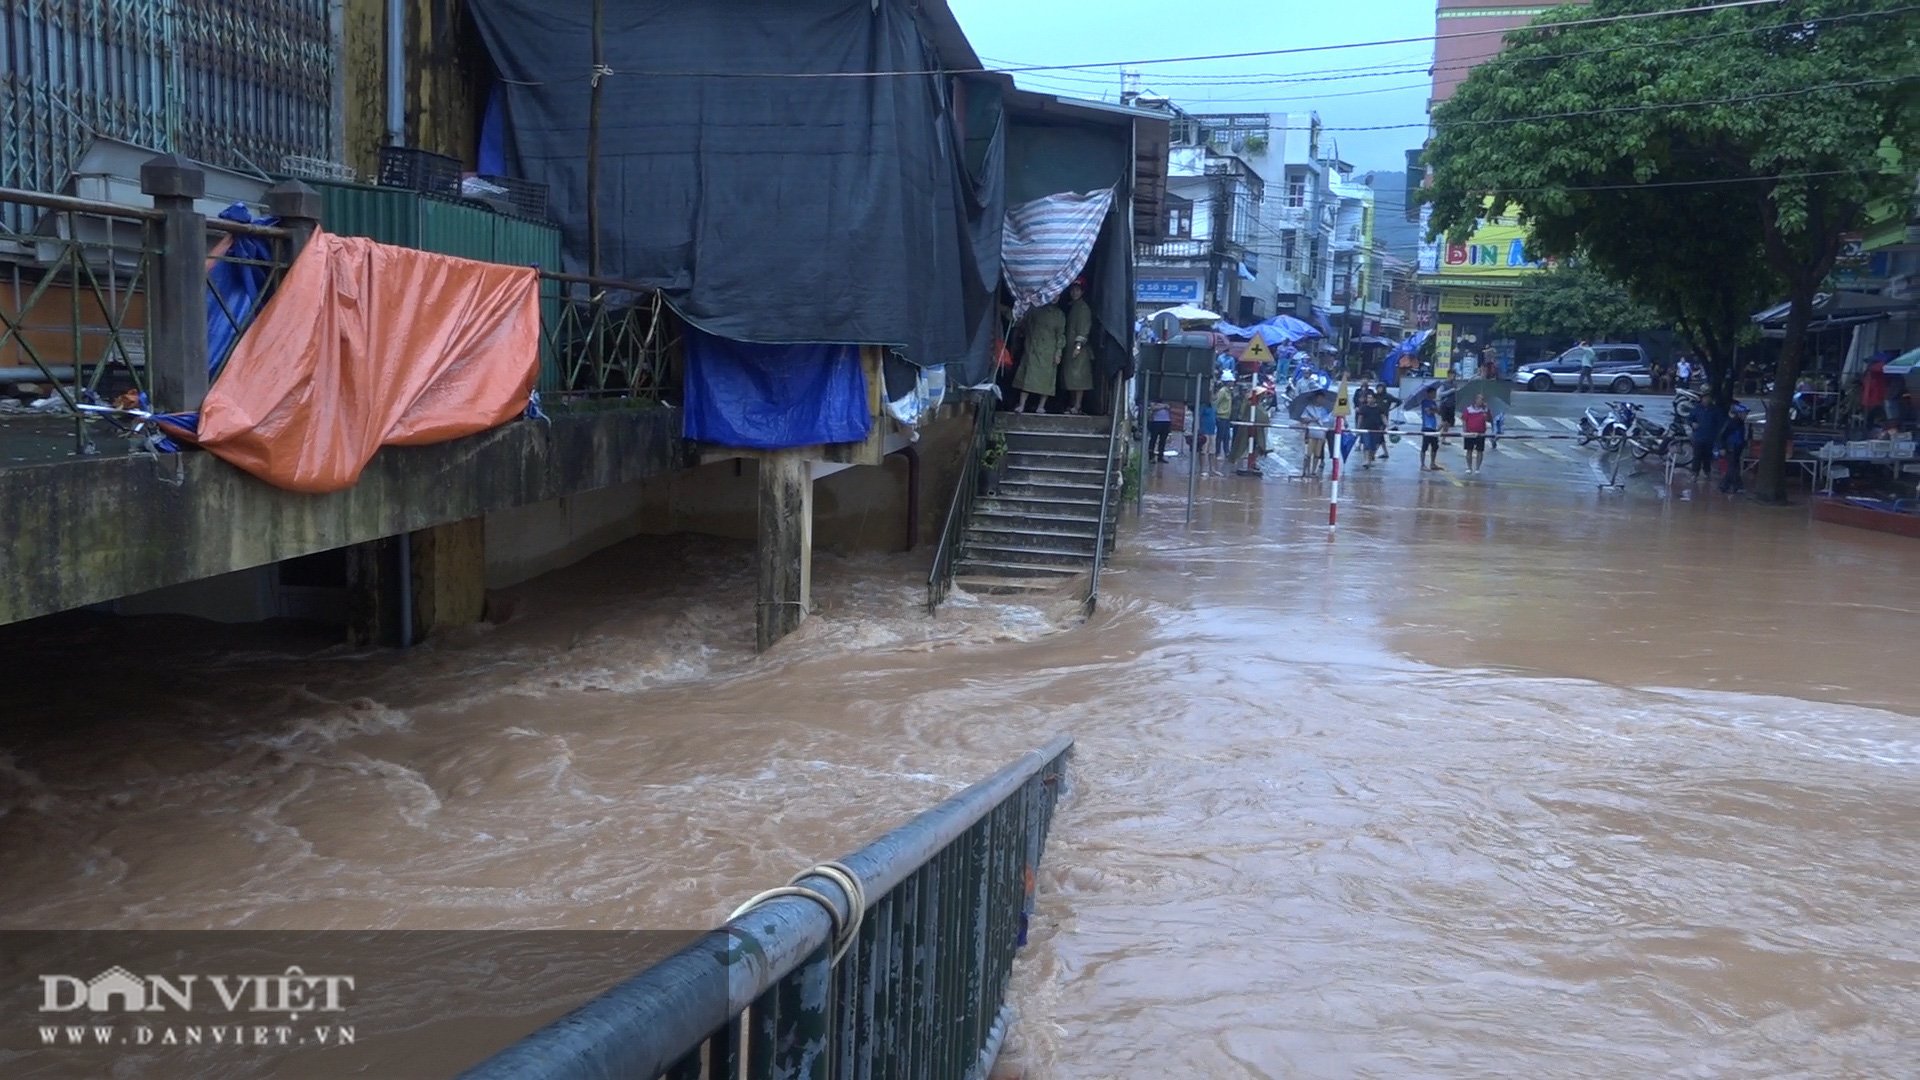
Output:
[948, 0, 1435, 175]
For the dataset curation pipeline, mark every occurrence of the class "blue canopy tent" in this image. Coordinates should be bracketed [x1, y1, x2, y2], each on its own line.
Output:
[1216, 314, 1323, 347]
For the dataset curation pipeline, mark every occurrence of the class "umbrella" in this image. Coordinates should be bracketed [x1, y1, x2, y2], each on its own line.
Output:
[1455, 377, 1513, 416]
[1151, 304, 1222, 322]
[1397, 378, 1445, 416]
[1287, 388, 1336, 421]
[1887, 346, 1920, 376]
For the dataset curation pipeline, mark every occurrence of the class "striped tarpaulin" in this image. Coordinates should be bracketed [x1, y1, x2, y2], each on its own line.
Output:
[1003, 188, 1115, 322]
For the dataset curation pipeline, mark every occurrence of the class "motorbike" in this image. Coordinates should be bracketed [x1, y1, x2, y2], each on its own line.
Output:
[1578, 400, 1638, 452]
[1673, 387, 1701, 425]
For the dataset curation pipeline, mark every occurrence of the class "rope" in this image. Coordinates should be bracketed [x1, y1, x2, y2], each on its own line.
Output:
[728, 860, 867, 966]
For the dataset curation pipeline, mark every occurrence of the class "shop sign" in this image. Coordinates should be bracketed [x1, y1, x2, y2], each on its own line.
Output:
[1137, 277, 1203, 303]
[1439, 288, 1516, 314]
[1434, 323, 1454, 379]
[1418, 219, 1545, 279]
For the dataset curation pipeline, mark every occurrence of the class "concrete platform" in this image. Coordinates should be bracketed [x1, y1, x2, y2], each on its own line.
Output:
[0, 405, 682, 626]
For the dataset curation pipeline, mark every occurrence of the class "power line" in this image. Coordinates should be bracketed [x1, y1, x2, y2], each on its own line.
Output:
[985, 4, 1912, 90]
[581, 0, 1789, 81]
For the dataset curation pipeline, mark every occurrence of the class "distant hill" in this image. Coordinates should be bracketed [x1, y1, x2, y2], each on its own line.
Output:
[1366, 170, 1423, 265]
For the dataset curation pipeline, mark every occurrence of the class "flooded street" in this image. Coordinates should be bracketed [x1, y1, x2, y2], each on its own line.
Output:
[3, 464, 1917, 1077]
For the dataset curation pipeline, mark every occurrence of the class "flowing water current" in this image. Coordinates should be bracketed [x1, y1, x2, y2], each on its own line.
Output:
[1, 475, 1916, 1077]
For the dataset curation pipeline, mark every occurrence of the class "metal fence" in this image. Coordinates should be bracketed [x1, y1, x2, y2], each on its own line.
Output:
[461, 735, 1073, 1080]
[1085, 372, 1125, 615]
[537, 273, 680, 403]
[0, 184, 294, 450]
[0, 0, 338, 219]
[927, 389, 996, 613]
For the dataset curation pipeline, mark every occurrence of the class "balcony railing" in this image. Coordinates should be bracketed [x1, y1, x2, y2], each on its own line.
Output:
[1138, 238, 1211, 261]
[536, 273, 679, 404]
[1, 183, 297, 454]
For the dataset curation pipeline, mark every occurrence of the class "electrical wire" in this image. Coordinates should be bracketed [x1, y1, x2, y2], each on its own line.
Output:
[575, 0, 1793, 82]
[977, 4, 1912, 91]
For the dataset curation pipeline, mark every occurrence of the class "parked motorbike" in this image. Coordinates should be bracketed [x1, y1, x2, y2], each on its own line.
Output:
[1578, 400, 1638, 452]
[1673, 387, 1700, 424]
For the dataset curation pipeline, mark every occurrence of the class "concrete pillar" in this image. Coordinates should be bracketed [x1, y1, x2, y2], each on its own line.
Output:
[265, 179, 323, 251]
[345, 537, 401, 648]
[139, 153, 208, 414]
[756, 449, 813, 651]
[409, 518, 486, 638]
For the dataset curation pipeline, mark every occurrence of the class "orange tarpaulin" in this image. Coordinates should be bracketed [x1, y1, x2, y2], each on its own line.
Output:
[175, 230, 540, 494]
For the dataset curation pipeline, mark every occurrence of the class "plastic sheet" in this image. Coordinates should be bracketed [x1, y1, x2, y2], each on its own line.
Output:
[207, 203, 277, 377]
[682, 327, 871, 450]
[163, 231, 540, 493]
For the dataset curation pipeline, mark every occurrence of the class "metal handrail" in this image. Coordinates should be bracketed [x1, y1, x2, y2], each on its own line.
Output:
[0, 186, 165, 221]
[534, 276, 679, 402]
[926, 388, 996, 613]
[460, 735, 1074, 1080]
[1085, 371, 1126, 615]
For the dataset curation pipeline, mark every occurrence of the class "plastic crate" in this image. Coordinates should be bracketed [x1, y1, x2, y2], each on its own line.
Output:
[377, 147, 462, 197]
[476, 175, 548, 220]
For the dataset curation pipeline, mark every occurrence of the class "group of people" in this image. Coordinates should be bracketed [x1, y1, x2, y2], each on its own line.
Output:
[1147, 374, 1273, 478]
[1412, 386, 1496, 474]
[1305, 384, 1497, 478]
[1686, 391, 1752, 493]
[1009, 280, 1095, 415]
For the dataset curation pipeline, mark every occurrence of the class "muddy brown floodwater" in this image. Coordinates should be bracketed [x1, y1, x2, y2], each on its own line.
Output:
[1, 471, 1916, 1078]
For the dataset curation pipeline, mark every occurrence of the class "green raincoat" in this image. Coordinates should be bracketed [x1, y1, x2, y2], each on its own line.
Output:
[1060, 298, 1094, 392]
[1015, 305, 1066, 397]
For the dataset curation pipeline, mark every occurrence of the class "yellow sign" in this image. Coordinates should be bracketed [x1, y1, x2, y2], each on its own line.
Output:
[1432, 220, 1544, 280]
[1334, 378, 1351, 419]
[1439, 288, 1516, 314]
[1434, 323, 1455, 380]
[1241, 337, 1273, 365]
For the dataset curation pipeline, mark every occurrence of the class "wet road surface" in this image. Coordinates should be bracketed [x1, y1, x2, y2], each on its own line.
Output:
[1, 446, 1915, 1078]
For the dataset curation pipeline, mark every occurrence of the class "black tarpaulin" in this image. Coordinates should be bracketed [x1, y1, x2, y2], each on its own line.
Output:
[468, 0, 1001, 371]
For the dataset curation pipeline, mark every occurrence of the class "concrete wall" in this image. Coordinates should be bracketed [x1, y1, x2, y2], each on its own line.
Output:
[0, 408, 680, 627]
[484, 481, 654, 590]
[628, 408, 975, 555]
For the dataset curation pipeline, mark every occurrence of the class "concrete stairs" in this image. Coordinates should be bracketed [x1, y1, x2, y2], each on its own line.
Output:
[953, 412, 1118, 597]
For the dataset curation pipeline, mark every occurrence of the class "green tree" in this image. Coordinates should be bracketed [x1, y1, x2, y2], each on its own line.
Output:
[1494, 263, 1665, 344]
[1424, 0, 1920, 501]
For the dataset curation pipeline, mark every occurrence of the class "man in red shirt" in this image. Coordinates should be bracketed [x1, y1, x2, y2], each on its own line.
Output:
[1461, 394, 1492, 474]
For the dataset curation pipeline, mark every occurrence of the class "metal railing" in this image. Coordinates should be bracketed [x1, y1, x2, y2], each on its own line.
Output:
[0, 185, 295, 451]
[926, 388, 997, 613]
[536, 272, 681, 403]
[1085, 373, 1126, 616]
[461, 735, 1074, 1080]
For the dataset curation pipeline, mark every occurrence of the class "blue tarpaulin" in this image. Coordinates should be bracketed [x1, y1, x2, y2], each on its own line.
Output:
[1220, 315, 1323, 347]
[207, 203, 276, 379]
[682, 327, 871, 449]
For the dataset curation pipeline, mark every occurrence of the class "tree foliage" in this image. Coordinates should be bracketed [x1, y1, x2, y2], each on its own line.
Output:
[1423, 0, 1920, 500]
[1494, 263, 1665, 343]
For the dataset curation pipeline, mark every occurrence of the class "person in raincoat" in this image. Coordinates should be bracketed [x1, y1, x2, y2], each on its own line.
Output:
[1060, 280, 1095, 415]
[1013, 296, 1066, 414]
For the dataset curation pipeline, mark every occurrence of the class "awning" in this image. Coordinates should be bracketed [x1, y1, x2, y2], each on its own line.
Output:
[1752, 291, 1919, 336]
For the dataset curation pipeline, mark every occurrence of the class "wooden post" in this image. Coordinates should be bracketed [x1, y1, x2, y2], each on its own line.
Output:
[139, 154, 208, 414]
[756, 449, 813, 651]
